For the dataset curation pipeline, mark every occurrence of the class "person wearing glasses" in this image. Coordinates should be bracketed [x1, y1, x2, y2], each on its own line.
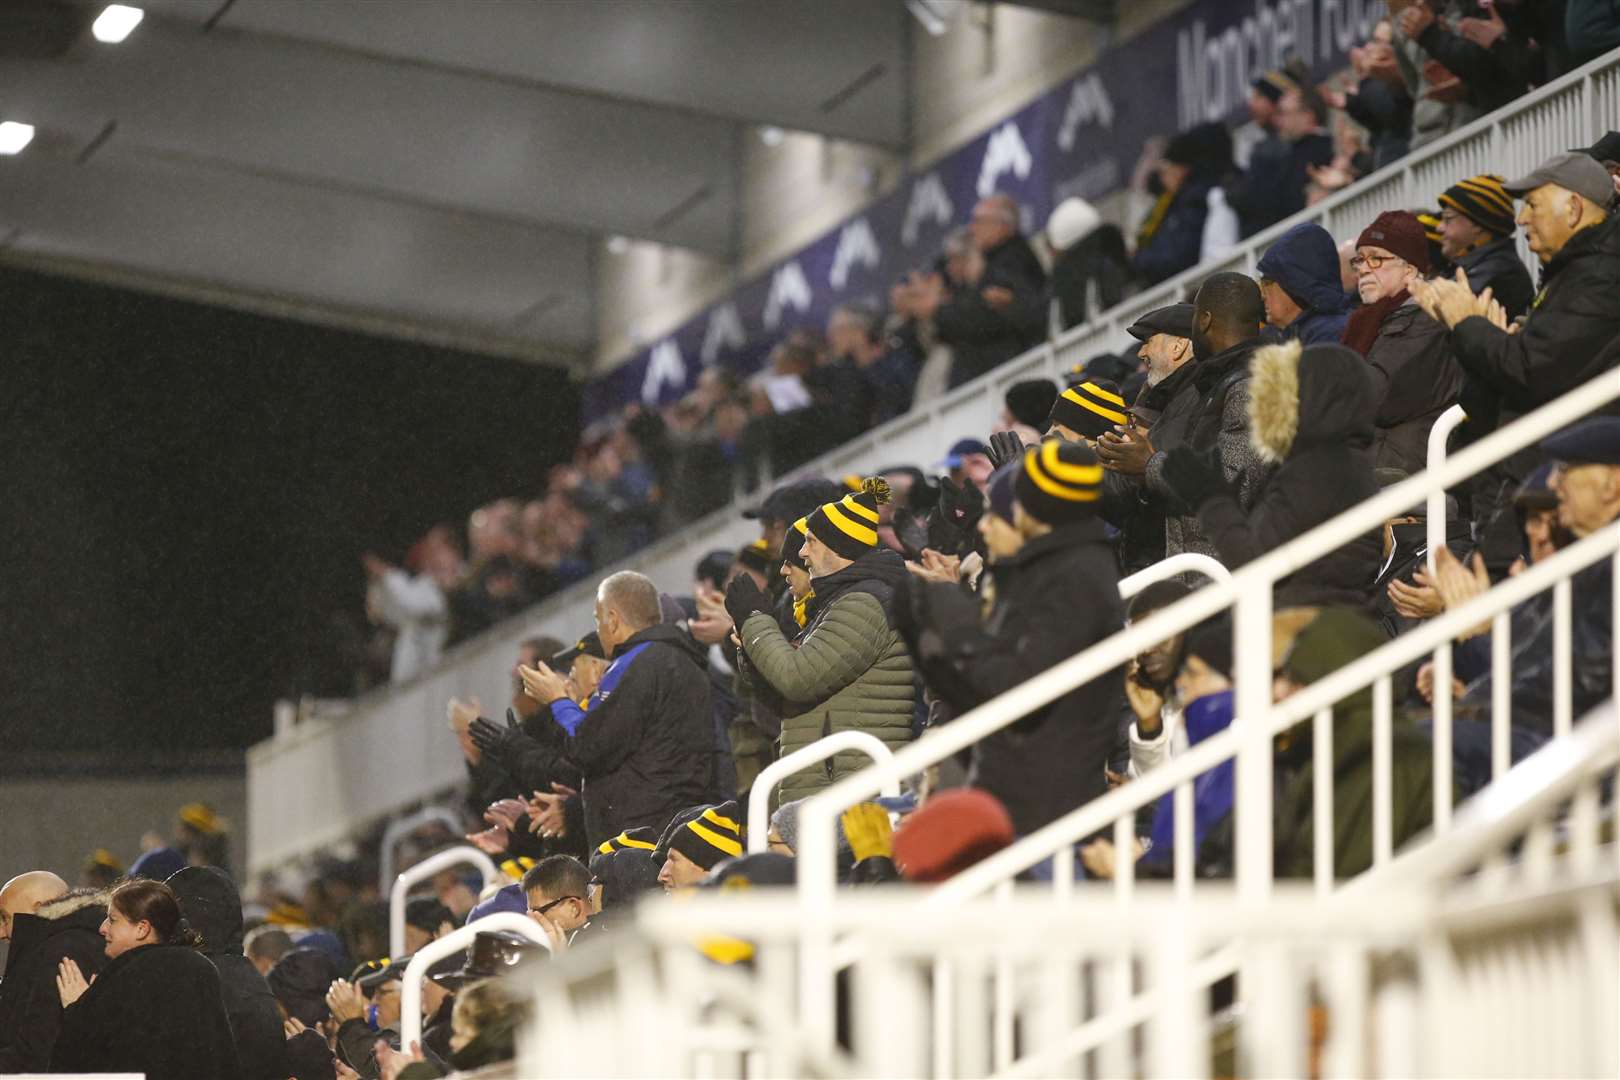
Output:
[1341, 210, 1462, 476]
[521, 856, 591, 952]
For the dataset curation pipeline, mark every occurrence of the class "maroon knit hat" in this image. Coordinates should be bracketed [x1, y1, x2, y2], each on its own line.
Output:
[892, 789, 1016, 883]
[1355, 210, 1431, 274]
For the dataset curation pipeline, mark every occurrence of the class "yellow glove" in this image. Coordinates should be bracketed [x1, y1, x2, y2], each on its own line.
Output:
[840, 802, 894, 863]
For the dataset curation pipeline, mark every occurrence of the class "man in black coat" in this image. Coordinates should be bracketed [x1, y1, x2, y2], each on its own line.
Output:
[519, 570, 715, 849]
[169, 865, 288, 1080]
[933, 193, 1048, 388]
[1415, 151, 1620, 572]
[1437, 173, 1535, 320]
[1165, 341, 1385, 614]
[905, 441, 1124, 837]
[0, 874, 107, 1071]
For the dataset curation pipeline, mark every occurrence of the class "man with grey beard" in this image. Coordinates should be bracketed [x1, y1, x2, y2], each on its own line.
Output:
[1093, 303, 1197, 573]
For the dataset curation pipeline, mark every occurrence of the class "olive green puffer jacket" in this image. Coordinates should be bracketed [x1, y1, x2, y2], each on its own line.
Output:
[737, 551, 916, 805]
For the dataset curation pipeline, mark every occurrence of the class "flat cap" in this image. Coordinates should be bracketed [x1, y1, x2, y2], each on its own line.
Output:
[1126, 303, 1195, 342]
[1542, 417, 1620, 466]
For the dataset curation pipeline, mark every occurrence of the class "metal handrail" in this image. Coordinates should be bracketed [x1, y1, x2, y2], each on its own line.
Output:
[1117, 552, 1231, 599]
[399, 911, 550, 1049]
[745, 731, 896, 853]
[378, 806, 465, 895]
[1426, 404, 1469, 574]
[388, 845, 502, 957]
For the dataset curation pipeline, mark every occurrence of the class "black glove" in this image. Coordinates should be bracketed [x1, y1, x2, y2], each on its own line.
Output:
[987, 430, 1026, 470]
[927, 477, 985, 557]
[890, 507, 931, 561]
[1161, 447, 1229, 510]
[724, 574, 770, 629]
[468, 710, 522, 759]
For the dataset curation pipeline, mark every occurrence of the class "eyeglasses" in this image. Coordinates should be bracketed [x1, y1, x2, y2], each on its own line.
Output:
[1349, 251, 1402, 272]
[531, 895, 582, 916]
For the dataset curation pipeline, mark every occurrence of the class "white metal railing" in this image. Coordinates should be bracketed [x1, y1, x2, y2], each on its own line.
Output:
[377, 805, 465, 895]
[1117, 551, 1230, 598]
[791, 367, 1620, 1050]
[388, 845, 501, 957]
[398, 911, 551, 1049]
[244, 46, 1620, 876]
[1426, 404, 1469, 573]
[745, 730, 896, 853]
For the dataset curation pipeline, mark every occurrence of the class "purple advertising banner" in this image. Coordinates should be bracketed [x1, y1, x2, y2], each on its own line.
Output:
[583, 0, 1381, 423]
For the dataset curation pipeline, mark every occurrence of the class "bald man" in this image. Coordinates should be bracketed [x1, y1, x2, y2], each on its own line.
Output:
[0, 872, 110, 1071]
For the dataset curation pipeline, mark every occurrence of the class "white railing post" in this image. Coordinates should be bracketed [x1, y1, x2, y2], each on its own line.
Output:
[378, 806, 466, 895]
[1117, 552, 1232, 600]
[389, 845, 502, 957]
[1426, 405, 1468, 575]
[745, 731, 897, 852]
[399, 911, 550, 1049]
[1231, 585, 1274, 906]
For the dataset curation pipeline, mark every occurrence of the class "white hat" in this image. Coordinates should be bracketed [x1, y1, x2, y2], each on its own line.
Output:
[1046, 197, 1103, 251]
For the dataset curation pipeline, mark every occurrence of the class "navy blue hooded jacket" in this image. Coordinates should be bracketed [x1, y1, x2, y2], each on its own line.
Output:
[1256, 222, 1354, 347]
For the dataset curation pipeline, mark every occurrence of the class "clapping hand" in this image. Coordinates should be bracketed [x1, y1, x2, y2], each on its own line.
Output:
[906, 548, 964, 585]
[376, 1039, 424, 1080]
[1431, 547, 1494, 639]
[1387, 565, 1446, 620]
[987, 430, 1025, 470]
[324, 979, 365, 1024]
[527, 782, 577, 839]
[1096, 423, 1154, 476]
[689, 585, 734, 645]
[517, 662, 571, 706]
[56, 957, 92, 1008]
[723, 574, 770, 629]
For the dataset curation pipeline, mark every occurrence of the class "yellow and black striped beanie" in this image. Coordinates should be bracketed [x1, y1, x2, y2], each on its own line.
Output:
[596, 827, 658, 856]
[805, 477, 891, 562]
[779, 516, 810, 571]
[1014, 440, 1103, 525]
[658, 801, 745, 871]
[735, 537, 773, 577]
[1440, 174, 1516, 237]
[1048, 379, 1127, 441]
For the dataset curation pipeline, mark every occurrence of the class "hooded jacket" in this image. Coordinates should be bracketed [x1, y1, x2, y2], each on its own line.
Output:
[1160, 337, 1272, 562]
[1362, 300, 1464, 474]
[1256, 223, 1355, 347]
[50, 941, 244, 1080]
[736, 549, 916, 805]
[906, 520, 1125, 836]
[0, 888, 108, 1072]
[1195, 341, 1385, 611]
[169, 865, 289, 1080]
[548, 621, 716, 849]
[1271, 610, 1438, 879]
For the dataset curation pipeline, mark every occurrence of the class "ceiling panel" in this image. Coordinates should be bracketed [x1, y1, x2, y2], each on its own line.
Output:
[137, 0, 906, 147]
[0, 18, 736, 254]
[0, 147, 594, 349]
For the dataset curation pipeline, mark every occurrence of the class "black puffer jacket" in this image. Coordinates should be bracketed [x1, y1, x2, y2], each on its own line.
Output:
[1456, 235, 1535, 321]
[0, 888, 107, 1072]
[169, 866, 288, 1080]
[1364, 301, 1464, 474]
[51, 941, 243, 1080]
[550, 622, 715, 849]
[1194, 341, 1384, 612]
[908, 520, 1124, 836]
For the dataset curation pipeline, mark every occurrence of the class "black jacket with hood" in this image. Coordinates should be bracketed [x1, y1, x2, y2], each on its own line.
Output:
[1194, 341, 1385, 612]
[905, 519, 1124, 836]
[169, 865, 289, 1080]
[0, 887, 108, 1072]
[1255, 222, 1355, 347]
[50, 940, 244, 1080]
[549, 621, 716, 849]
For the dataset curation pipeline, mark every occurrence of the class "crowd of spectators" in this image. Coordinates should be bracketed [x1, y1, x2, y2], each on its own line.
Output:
[6, 24, 1618, 1080]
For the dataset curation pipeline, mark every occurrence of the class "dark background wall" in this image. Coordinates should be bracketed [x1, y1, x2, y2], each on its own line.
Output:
[0, 267, 579, 762]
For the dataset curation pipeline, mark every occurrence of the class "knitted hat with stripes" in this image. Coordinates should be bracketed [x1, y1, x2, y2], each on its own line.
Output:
[805, 477, 892, 562]
[735, 537, 772, 577]
[1047, 379, 1127, 441]
[1440, 174, 1517, 237]
[658, 801, 745, 871]
[596, 827, 658, 856]
[1014, 440, 1103, 525]
[779, 516, 810, 571]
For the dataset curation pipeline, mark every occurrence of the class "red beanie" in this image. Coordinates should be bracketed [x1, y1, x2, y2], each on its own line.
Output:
[893, 789, 1016, 883]
[1355, 210, 1431, 274]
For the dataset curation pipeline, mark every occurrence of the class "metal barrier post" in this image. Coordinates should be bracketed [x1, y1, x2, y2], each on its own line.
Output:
[1117, 552, 1231, 600]
[746, 731, 897, 852]
[378, 806, 466, 895]
[1426, 405, 1468, 574]
[389, 845, 502, 957]
[399, 911, 550, 1048]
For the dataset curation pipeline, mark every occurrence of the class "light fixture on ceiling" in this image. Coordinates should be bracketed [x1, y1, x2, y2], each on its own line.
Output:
[606, 235, 631, 255]
[904, 0, 953, 35]
[92, 4, 144, 44]
[0, 122, 36, 155]
[759, 126, 785, 147]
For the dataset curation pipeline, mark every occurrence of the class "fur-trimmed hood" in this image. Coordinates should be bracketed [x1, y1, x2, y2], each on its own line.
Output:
[1247, 339, 1378, 463]
[35, 887, 109, 921]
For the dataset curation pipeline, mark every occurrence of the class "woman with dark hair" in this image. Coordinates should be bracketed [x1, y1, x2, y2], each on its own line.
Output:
[51, 878, 243, 1079]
